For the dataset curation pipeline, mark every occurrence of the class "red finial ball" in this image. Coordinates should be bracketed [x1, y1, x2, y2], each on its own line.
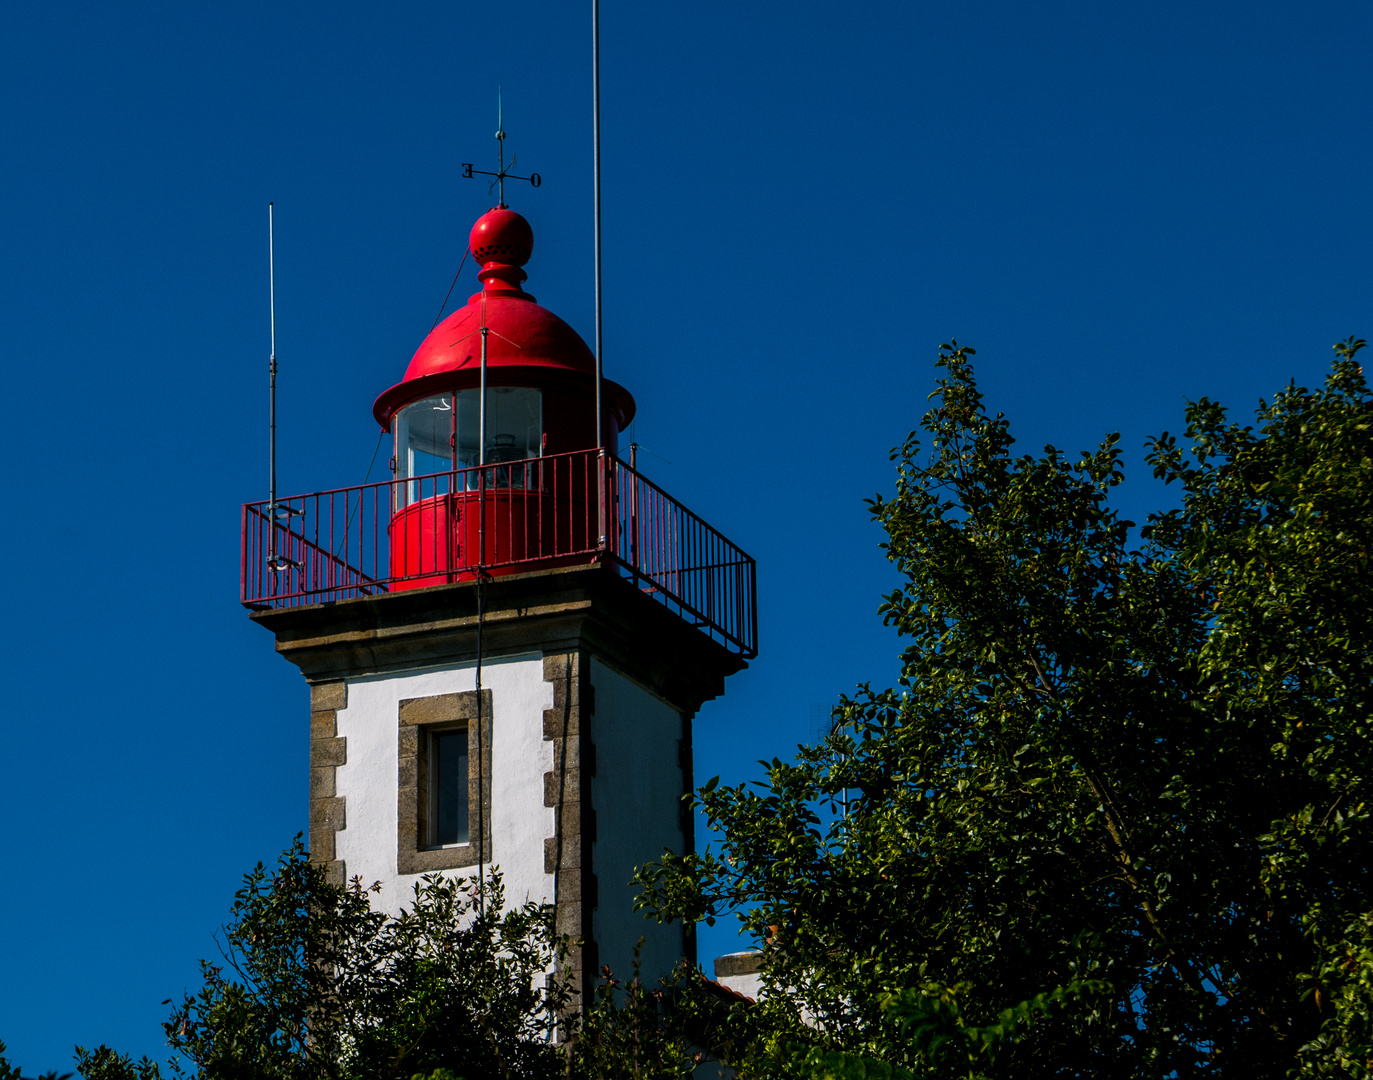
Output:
[469, 207, 534, 267]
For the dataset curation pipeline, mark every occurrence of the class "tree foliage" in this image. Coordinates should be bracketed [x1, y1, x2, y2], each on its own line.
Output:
[638, 340, 1373, 1077]
[572, 941, 701, 1079]
[0, 1042, 21, 1080]
[772, 981, 1108, 1080]
[72, 840, 572, 1080]
[9, 339, 1371, 1079]
[0, 1040, 47, 1080]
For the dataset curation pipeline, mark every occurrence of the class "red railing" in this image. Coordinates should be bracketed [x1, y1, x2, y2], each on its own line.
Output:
[241, 448, 758, 659]
[607, 457, 758, 659]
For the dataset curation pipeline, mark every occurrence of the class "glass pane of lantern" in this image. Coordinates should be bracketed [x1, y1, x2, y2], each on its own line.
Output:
[454, 388, 542, 489]
[394, 395, 454, 507]
[455, 390, 480, 471]
[489, 387, 543, 460]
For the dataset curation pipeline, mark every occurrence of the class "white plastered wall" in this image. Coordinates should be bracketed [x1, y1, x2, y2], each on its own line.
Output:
[715, 969, 762, 1001]
[332, 654, 554, 916]
[589, 657, 687, 987]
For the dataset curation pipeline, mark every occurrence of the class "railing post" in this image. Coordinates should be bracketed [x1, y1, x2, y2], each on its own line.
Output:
[749, 556, 758, 657]
[241, 503, 250, 603]
[629, 457, 639, 571]
[597, 448, 608, 551]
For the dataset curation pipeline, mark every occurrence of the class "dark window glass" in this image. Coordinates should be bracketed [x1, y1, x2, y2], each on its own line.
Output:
[431, 730, 469, 846]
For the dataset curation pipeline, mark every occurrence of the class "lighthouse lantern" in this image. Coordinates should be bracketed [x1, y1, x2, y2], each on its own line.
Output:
[373, 206, 634, 585]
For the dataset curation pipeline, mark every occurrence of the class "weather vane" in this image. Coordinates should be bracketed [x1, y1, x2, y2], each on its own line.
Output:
[462, 92, 542, 207]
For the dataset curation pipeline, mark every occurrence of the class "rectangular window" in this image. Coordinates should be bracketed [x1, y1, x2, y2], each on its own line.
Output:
[398, 690, 491, 875]
[428, 728, 469, 847]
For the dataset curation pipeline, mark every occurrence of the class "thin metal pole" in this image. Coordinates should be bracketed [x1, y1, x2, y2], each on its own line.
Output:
[496, 90, 506, 208]
[479, 326, 489, 570]
[268, 202, 278, 568]
[630, 442, 639, 568]
[479, 327, 489, 470]
[475, 573, 486, 914]
[475, 323, 489, 913]
[593, 0, 610, 549]
[592, 0, 604, 454]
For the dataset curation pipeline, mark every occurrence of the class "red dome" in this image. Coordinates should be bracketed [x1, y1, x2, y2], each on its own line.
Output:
[372, 207, 635, 434]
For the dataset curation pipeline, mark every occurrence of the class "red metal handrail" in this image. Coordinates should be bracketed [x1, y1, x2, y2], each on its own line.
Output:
[605, 457, 758, 658]
[241, 448, 757, 659]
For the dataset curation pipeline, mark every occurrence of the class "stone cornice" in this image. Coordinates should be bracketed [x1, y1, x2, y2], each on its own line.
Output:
[250, 562, 747, 716]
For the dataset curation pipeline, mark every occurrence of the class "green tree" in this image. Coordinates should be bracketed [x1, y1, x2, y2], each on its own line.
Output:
[0, 1041, 21, 1080]
[638, 340, 1373, 1078]
[73, 839, 572, 1080]
[573, 941, 700, 1079]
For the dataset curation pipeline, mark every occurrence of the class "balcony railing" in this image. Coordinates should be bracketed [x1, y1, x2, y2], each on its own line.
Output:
[241, 448, 758, 659]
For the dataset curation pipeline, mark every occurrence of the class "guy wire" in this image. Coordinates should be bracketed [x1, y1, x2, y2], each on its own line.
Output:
[430, 247, 470, 332]
[331, 429, 385, 559]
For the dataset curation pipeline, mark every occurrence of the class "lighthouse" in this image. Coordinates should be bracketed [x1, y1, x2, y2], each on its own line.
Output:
[241, 202, 757, 1005]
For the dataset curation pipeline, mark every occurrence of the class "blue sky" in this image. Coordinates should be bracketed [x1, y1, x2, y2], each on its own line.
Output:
[1, 0, 1370, 1068]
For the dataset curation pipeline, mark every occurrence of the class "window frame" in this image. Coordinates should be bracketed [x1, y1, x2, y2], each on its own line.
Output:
[397, 690, 492, 874]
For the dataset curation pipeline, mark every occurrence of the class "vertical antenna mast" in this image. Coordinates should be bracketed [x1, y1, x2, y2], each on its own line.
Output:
[476, 319, 489, 912]
[592, 0, 604, 455]
[268, 202, 278, 569]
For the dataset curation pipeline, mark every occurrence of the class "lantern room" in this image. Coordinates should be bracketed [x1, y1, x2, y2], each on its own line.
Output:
[374, 206, 635, 461]
[372, 207, 636, 587]
[242, 203, 756, 661]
